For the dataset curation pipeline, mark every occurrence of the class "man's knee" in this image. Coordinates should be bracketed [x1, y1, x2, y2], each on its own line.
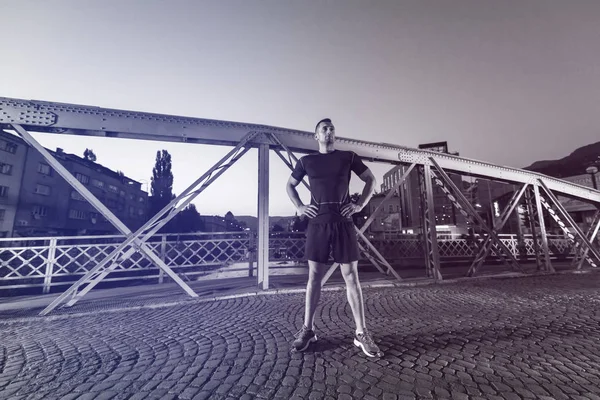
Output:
[308, 261, 327, 286]
[340, 261, 359, 284]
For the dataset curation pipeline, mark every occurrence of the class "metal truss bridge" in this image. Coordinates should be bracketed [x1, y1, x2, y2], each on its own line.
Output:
[1, 97, 599, 316]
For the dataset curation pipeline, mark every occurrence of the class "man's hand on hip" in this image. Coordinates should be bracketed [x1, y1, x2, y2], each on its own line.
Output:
[341, 203, 362, 218]
[298, 204, 318, 218]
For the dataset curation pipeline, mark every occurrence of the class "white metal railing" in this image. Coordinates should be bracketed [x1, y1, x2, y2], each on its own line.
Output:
[0, 231, 586, 293]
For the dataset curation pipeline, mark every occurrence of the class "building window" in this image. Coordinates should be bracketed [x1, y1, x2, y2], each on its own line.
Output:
[138, 196, 144, 203]
[388, 205, 393, 213]
[0, 186, 9, 197]
[32, 205, 48, 217]
[120, 190, 126, 197]
[108, 184, 118, 193]
[90, 212, 99, 224]
[0, 141, 17, 154]
[105, 199, 117, 208]
[76, 173, 89, 185]
[138, 208, 144, 216]
[0, 209, 5, 221]
[68, 209, 87, 220]
[71, 190, 86, 201]
[38, 163, 52, 175]
[91, 179, 104, 188]
[129, 206, 136, 216]
[0, 163, 13, 175]
[35, 184, 51, 196]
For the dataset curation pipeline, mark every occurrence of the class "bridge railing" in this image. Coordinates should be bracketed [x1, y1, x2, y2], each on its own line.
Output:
[0, 232, 580, 294]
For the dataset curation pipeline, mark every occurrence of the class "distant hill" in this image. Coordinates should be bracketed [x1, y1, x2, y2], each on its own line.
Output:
[523, 141, 600, 178]
[235, 215, 296, 231]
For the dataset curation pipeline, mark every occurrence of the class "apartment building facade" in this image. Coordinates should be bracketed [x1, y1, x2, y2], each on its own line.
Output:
[0, 130, 148, 237]
[0, 132, 29, 237]
[379, 164, 467, 234]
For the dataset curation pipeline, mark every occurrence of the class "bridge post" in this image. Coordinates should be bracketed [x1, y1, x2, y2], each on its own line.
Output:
[532, 185, 553, 272]
[420, 165, 443, 280]
[257, 144, 270, 290]
[159, 235, 167, 284]
[43, 238, 57, 294]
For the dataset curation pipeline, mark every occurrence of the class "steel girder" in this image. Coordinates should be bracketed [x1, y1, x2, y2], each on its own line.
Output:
[1, 97, 599, 205]
[523, 187, 546, 271]
[532, 185, 554, 273]
[257, 144, 270, 289]
[418, 165, 443, 280]
[358, 163, 416, 235]
[570, 210, 600, 270]
[538, 194, 597, 268]
[537, 180, 600, 267]
[25, 125, 257, 315]
[429, 158, 523, 275]
[466, 184, 529, 276]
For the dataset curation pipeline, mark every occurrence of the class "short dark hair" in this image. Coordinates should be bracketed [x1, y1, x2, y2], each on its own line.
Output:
[315, 118, 332, 133]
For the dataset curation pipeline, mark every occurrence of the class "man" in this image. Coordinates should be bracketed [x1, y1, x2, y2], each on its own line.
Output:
[285, 118, 383, 357]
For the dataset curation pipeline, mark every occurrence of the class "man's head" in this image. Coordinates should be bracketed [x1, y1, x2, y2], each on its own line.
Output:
[314, 118, 335, 144]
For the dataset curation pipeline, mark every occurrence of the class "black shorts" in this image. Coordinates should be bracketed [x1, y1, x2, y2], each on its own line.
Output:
[305, 221, 359, 264]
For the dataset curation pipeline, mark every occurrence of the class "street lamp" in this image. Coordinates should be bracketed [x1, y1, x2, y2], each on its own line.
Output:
[586, 166, 598, 190]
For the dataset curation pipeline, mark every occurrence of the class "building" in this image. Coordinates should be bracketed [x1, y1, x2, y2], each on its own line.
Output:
[363, 192, 405, 237]
[0, 130, 148, 237]
[557, 174, 598, 230]
[0, 132, 28, 237]
[377, 142, 467, 236]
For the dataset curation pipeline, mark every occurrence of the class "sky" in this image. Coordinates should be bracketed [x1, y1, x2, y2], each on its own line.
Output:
[2, 0, 599, 217]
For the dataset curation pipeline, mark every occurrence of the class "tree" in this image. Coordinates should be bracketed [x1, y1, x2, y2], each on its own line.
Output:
[173, 204, 205, 233]
[272, 224, 285, 232]
[291, 215, 308, 232]
[224, 211, 243, 231]
[83, 148, 97, 162]
[150, 150, 175, 231]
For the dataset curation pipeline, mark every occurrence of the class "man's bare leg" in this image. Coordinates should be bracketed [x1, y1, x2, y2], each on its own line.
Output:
[304, 260, 328, 330]
[341, 261, 382, 357]
[340, 261, 366, 333]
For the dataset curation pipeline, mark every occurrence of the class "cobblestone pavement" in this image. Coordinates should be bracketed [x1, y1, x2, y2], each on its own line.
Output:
[2, 272, 600, 400]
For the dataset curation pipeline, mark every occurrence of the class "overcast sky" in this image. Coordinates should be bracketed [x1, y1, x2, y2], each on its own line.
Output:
[2, 0, 599, 217]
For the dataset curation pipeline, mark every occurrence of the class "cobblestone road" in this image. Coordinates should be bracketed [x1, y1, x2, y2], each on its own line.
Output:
[2, 272, 600, 399]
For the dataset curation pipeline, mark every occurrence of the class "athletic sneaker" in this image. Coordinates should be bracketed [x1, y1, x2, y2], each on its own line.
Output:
[354, 329, 383, 357]
[292, 325, 317, 352]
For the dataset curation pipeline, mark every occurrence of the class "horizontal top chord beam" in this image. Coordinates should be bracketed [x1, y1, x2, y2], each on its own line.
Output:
[1, 96, 598, 204]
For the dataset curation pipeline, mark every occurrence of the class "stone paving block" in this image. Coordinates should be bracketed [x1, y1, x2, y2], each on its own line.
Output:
[3, 272, 600, 400]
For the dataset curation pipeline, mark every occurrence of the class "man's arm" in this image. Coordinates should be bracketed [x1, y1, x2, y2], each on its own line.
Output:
[286, 176, 317, 218]
[355, 168, 377, 209]
[341, 168, 377, 217]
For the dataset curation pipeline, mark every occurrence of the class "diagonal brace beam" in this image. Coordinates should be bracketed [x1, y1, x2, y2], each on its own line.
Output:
[359, 163, 416, 234]
[537, 179, 600, 264]
[12, 124, 199, 308]
[571, 210, 600, 269]
[66, 145, 254, 307]
[429, 157, 523, 273]
[467, 184, 528, 276]
[37, 131, 256, 315]
[538, 194, 595, 268]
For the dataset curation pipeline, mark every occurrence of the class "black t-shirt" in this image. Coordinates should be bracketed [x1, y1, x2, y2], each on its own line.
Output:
[291, 150, 368, 223]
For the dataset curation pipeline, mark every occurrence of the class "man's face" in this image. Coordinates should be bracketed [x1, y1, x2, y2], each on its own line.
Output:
[315, 122, 335, 144]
